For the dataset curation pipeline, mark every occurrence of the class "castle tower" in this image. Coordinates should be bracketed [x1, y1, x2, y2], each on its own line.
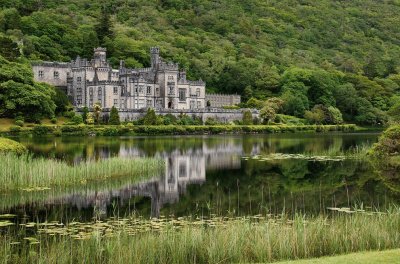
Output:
[150, 47, 160, 69]
[93, 47, 107, 68]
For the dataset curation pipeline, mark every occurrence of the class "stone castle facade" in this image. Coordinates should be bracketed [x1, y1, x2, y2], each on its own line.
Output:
[32, 47, 240, 111]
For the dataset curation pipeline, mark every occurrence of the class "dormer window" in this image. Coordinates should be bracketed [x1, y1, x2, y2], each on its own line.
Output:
[54, 71, 59, 79]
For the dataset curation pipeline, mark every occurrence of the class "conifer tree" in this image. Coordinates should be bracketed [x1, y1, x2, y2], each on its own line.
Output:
[109, 106, 120, 125]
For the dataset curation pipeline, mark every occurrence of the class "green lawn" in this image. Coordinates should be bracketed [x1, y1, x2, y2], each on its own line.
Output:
[277, 249, 400, 264]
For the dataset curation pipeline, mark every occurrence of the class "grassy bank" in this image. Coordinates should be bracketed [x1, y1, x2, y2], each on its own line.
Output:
[0, 153, 164, 191]
[1, 211, 400, 263]
[277, 249, 400, 264]
[0, 124, 357, 137]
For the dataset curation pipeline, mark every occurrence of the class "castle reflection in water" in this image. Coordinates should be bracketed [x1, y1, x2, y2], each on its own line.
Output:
[60, 138, 260, 217]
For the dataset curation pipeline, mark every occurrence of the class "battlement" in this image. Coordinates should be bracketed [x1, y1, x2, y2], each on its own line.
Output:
[32, 61, 70, 68]
[94, 47, 107, 53]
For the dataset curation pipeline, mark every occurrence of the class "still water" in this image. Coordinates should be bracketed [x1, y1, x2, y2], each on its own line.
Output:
[4, 132, 399, 221]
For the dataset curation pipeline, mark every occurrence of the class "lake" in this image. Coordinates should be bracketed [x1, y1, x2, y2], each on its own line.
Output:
[3, 132, 398, 222]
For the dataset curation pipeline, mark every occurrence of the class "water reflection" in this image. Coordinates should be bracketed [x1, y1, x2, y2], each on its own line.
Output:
[6, 133, 399, 220]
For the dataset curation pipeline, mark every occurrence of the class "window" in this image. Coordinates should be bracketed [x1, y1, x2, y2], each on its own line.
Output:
[113, 87, 118, 95]
[77, 77, 81, 82]
[190, 100, 195, 110]
[54, 71, 59, 79]
[139, 85, 144, 93]
[147, 86, 151, 94]
[196, 88, 200, 97]
[89, 99, 93, 106]
[98, 87, 102, 96]
[38, 71, 44, 78]
[120, 99, 125, 108]
[114, 99, 118, 107]
[135, 85, 138, 93]
[156, 87, 159, 95]
[77, 87, 82, 94]
[179, 88, 186, 101]
[197, 101, 201, 109]
[146, 100, 152, 107]
[89, 87, 93, 95]
[168, 75, 174, 81]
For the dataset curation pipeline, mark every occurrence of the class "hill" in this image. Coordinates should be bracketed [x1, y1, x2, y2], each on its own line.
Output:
[1, 0, 400, 124]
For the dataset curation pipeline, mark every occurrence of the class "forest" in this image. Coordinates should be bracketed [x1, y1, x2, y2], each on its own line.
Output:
[1, 0, 400, 125]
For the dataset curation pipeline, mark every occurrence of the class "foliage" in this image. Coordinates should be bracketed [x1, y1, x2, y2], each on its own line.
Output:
[81, 106, 89, 124]
[0, 137, 26, 154]
[14, 120, 23, 127]
[371, 125, 400, 156]
[93, 102, 102, 124]
[1, 1, 400, 125]
[242, 110, 253, 125]
[86, 112, 94, 125]
[142, 108, 157, 125]
[70, 114, 83, 125]
[109, 106, 120, 125]
[0, 55, 56, 121]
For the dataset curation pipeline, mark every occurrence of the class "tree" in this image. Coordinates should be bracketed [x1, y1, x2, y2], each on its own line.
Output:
[52, 88, 70, 115]
[70, 114, 83, 124]
[95, 5, 113, 45]
[86, 112, 94, 125]
[81, 106, 89, 124]
[304, 107, 325, 124]
[260, 105, 276, 124]
[93, 102, 102, 124]
[0, 36, 19, 60]
[327, 106, 343, 124]
[242, 110, 253, 125]
[143, 108, 157, 125]
[0, 55, 56, 121]
[109, 106, 120, 125]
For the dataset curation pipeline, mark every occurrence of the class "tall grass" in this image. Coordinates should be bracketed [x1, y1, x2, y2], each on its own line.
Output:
[1, 211, 400, 263]
[0, 153, 164, 191]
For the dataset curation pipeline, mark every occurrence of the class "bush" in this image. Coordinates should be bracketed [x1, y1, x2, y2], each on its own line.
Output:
[9, 125, 21, 133]
[70, 115, 83, 125]
[33, 125, 53, 135]
[64, 111, 75, 118]
[371, 125, 400, 156]
[0, 138, 27, 154]
[14, 120, 24, 127]
[51, 117, 57, 124]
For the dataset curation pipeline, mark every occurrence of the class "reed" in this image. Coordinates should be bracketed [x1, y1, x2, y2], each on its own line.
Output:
[1, 210, 400, 264]
[0, 153, 164, 191]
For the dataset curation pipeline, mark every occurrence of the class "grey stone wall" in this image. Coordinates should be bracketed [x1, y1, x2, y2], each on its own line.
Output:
[205, 93, 241, 107]
[77, 107, 259, 123]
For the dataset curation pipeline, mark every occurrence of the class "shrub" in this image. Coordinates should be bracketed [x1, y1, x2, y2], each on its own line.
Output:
[64, 111, 75, 118]
[70, 114, 83, 125]
[9, 125, 21, 133]
[33, 125, 53, 135]
[14, 120, 24, 127]
[102, 127, 119, 136]
[0, 138, 27, 154]
[109, 106, 120, 125]
[242, 110, 253, 125]
[51, 117, 57, 124]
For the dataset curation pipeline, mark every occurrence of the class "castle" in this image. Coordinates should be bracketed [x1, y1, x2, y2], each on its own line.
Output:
[32, 47, 241, 111]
